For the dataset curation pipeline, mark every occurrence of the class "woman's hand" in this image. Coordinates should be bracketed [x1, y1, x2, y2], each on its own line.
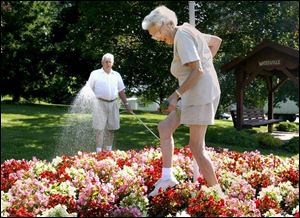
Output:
[166, 92, 179, 113]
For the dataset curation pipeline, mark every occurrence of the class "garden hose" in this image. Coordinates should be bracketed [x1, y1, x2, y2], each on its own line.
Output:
[130, 111, 160, 140]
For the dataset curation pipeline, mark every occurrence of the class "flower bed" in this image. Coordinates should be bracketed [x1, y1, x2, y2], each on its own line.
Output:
[1, 146, 299, 217]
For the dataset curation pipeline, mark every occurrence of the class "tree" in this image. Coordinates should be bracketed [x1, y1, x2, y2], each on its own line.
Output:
[64, 1, 189, 104]
[200, 1, 299, 111]
[1, 1, 62, 102]
[1, 1, 298, 108]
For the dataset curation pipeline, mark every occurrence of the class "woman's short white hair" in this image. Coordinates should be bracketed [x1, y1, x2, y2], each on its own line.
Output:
[102, 53, 114, 63]
[142, 5, 178, 30]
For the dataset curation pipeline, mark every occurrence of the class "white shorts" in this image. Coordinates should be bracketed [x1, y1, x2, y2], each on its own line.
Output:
[179, 96, 220, 125]
[92, 99, 120, 130]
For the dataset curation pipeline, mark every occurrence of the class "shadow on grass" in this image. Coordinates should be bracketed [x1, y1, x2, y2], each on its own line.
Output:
[206, 123, 298, 158]
[1, 102, 69, 115]
[1, 103, 75, 162]
[1, 103, 298, 163]
[1, 124, 59, 162]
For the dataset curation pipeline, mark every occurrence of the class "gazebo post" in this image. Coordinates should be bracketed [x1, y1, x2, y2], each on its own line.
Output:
[266, 76, 274, 133]
[235, 69, 244, 130]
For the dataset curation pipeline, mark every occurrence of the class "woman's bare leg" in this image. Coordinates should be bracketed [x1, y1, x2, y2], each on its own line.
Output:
[148, 111, 180, 197]
[193, 157, 201, 182]
[189, 125, 218, 186]
[157, 110, 180, 168]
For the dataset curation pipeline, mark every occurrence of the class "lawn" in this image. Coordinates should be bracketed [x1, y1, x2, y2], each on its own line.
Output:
[1, 102, 299, 163]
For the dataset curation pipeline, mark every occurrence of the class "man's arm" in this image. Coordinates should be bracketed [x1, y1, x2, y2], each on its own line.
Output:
[119, 89, 133, 113]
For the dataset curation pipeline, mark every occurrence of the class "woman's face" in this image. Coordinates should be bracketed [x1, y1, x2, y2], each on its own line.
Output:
[148, 23, 174, 45]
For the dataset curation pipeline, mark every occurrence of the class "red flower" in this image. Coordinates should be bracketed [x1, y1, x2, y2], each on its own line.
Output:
[279, 167, 299, 185]
[40, 168, 71, 183]
[149, 183, 196, 217]
[187, 190, 226, 217]
[246, 172, 271, 194]
[255, 195, 281, 214]
[116, 157, 132, 168]
[143, 157, 162, 189]
[77, 200, 112, 217]
[1, 160, 30, 191]
[95, 150, 114, 160]
[7, 206, 35, 217]
[47, 194, 77, 213]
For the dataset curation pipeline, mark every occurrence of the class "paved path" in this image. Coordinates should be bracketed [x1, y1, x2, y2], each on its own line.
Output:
[223, 115, 299, 141]
[271, 117, 299, 141]
[271, 131, 299, 141]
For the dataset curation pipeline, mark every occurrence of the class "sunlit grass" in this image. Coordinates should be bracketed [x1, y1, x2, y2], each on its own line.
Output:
[1, 102, 298, 163]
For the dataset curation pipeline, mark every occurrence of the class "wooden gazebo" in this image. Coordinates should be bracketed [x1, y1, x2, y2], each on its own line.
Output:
[221, 40, 299, 132]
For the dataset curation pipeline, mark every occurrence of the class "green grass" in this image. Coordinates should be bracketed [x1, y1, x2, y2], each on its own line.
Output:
[1, 102, 299, 163]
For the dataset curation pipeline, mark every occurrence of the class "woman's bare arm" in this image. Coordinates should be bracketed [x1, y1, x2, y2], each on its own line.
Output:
[203, 34, 222, 57]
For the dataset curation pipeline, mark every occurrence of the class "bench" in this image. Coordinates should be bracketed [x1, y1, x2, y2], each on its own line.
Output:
[230, 108, 283, 128]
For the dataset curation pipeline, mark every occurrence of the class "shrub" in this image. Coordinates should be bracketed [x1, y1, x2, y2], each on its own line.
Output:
[275, 122, 299, 132]
[283, 137, 299, 153]
[255, 133, 282, 148]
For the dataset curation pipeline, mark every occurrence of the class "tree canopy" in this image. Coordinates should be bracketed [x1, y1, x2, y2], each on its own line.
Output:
[1, 1, 299, 110]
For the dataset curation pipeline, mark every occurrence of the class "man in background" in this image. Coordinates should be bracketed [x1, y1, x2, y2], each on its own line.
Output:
[87, 53, 132, 152]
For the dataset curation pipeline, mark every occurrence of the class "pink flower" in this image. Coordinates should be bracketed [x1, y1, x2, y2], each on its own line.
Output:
[1, 147, 298, 217]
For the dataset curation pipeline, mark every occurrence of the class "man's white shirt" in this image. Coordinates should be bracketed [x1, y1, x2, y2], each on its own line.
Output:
[87, 68, 125, 100]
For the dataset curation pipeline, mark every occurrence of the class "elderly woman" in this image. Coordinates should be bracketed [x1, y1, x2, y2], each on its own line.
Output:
[142, 5, 224, 197]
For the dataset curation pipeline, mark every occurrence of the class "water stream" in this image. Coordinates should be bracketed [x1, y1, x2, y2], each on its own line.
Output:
[54, 84, 100, 157]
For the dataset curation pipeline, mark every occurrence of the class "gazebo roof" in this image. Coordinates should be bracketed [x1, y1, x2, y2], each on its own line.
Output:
[220, 40, 299, 133]
[221, 40, 299, 73]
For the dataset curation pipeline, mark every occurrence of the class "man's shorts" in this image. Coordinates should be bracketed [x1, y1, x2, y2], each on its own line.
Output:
[93, 99, 120, 130]
[179, 95, 220, 125]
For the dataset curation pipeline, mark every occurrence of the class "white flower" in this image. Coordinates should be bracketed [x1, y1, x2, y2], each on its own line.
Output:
[258, 185, 282, 203]
[48, 180, 77, 197]
[1, 191, 12, 217]
[65, 167, 86, 181]
[173, 165, 187, 180]
[201, 185, 221, 199]
[30, 160, 56, 176]
[37, 204, 77, 217]
[263, 209, 283, 217]
[176, 210, 191, 217]
[51, 156, 63, 167]
[292, 205, 299, 215]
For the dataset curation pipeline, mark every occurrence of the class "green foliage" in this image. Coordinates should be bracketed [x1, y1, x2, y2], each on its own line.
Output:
[275, 122, 299, 132]
[206, 126, 259, 149]
[212, 1, 299, 112]
[73, 1, 183, 103]
[159, 100, 169, 111]
[275, 81, 299, 107]
[1, 1, 299, 107]
[283, 137, 299, 153]
[1, 1, 69, 102]
[255, 132, 282, 148]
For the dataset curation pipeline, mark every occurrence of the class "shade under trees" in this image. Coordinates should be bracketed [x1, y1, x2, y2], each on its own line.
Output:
[1, 1, 299, 111]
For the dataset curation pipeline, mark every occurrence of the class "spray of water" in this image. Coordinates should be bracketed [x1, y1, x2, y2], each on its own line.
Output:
[54, 84, 100, 157]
